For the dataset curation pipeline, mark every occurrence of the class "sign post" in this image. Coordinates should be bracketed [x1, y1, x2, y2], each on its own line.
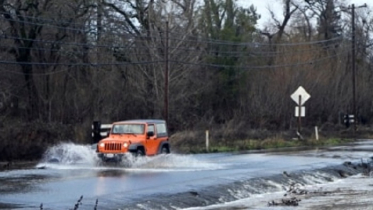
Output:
[291, 86, 310, 138]
[298, 95, 302, 134]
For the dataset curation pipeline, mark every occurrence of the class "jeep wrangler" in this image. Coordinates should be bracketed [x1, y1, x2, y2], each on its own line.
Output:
[96, 119, 170, 162]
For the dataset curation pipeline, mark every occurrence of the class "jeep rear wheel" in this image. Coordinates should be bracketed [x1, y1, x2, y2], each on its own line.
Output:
[161, 146, 170, 154]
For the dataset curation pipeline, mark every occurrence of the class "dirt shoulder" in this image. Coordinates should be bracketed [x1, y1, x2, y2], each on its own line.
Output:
[250, 175, 373, 210]
[298, 176, 373, 210]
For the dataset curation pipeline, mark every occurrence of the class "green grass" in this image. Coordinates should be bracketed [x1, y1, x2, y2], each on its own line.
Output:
[176, 137, 355, 154]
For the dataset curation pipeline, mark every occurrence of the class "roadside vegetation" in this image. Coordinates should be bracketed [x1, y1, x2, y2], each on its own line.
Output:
[1, 0, 373, 161]
[170, 125, 373, 154]
[2, 118, 372, 162]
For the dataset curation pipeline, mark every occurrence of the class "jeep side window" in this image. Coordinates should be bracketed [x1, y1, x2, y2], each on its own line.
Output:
[156, 123, 167, 137]
[148, 124, 155, 137]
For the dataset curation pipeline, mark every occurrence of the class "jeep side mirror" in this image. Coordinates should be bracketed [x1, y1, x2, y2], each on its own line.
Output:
[147, 131, 154, 137]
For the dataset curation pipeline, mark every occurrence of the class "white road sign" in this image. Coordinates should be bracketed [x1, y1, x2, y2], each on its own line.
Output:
[291, 86, 310, 106]
[295, 106, 305, 117]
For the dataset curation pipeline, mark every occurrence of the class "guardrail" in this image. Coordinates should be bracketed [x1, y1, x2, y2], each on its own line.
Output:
[92, 121, 112, 143]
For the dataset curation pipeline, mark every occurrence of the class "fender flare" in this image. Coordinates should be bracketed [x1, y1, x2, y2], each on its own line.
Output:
[157, 141, 170, 154]
[128, 143, 145, 153]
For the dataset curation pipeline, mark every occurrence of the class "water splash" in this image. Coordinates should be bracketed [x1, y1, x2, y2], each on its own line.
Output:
[129, 154, 223, 170]
[35, 143, 221, 171]
[36, 142, 99, 168]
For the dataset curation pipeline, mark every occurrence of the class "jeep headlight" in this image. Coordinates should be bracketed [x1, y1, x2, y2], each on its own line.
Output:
[123, 142, 128, 148]
[99, 143, 105, 148]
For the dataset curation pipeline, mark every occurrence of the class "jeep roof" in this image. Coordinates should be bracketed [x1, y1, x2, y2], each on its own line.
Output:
[113, 119, 166, 124]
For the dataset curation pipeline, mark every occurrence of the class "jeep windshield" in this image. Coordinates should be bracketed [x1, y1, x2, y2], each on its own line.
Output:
[111, 124, 145, 135]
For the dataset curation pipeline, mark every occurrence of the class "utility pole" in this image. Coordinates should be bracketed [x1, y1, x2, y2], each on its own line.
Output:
[164, 21, 169, 123]
[350, 3, 367, 136]
[352, 3, 356, 135]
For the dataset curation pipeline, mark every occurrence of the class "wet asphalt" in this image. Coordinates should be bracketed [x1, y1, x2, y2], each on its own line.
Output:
[0, 140, 372, 210]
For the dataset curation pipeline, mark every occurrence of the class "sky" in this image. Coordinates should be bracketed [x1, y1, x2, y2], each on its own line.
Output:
[237, 0, 372, 29]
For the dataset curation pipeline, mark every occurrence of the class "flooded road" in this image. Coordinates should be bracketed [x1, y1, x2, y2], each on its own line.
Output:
[0, 141, 373, 210]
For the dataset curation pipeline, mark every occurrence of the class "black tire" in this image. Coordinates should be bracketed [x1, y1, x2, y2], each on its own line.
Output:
[161, 146, 170, 154]
[136, 149, 145, 156]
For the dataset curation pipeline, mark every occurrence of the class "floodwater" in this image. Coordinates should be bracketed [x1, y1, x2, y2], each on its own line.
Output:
[0, 141, 373, 210]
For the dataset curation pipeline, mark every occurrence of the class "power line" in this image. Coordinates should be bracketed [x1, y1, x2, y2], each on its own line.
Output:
[0, 9, 359, 78]
[0, 12, 351, 48]
[170, 49, 349, 69]
[168, 32, 345, 47]
[0, 34, 355, 60]
[0, 60, 164, 75]
[0, 43, 349, 60]
[0, 48, 349, 76]
[0, 33, 347, 54]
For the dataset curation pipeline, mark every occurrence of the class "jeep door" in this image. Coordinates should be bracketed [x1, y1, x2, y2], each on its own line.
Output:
[145, 124, 158, 155]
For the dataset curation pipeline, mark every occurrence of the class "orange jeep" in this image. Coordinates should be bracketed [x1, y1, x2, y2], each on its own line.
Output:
[96, 119, 170, 161]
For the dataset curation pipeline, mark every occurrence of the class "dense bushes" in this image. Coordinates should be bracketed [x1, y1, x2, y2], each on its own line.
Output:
[0, 121, 75, 161]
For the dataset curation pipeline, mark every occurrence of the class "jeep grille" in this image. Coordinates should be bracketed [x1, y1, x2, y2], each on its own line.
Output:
[105, 143, 122, 151]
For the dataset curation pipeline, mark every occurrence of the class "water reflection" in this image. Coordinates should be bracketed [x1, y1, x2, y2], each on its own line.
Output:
[0, 173, 49, 194]
[96, 169, 128, 177]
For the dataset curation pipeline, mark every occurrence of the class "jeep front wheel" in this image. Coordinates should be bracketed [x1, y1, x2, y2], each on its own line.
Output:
[136, 149, 144, 156]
